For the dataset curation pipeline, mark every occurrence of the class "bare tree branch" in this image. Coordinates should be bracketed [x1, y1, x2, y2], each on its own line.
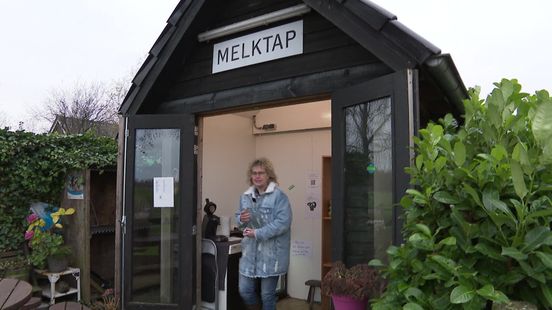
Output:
[35, 80, 129, 135]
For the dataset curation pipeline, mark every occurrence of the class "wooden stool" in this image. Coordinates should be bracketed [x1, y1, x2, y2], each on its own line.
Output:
[304, 279, 321, 309]
[49, 301, 90, 310]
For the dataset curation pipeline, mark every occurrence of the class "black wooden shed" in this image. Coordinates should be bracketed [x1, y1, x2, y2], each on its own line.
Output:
[116, 0, 467, 309]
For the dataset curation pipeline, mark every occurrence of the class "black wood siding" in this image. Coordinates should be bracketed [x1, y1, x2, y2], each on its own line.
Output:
[157, 1, 387, 109]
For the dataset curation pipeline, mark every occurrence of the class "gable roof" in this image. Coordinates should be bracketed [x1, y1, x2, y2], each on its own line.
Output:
[120, 0, 467, 115]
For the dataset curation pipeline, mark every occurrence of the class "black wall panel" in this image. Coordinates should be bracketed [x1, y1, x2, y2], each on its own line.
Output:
[160, 1, 386, 106]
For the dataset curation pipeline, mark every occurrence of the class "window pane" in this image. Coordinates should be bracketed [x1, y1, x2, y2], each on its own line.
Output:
[131, 129, 180, 303]
[343, 97, 393, 266]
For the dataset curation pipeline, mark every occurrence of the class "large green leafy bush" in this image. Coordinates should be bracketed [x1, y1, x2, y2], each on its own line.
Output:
[0, 129, 117, 251]
[373, 80, 552, 309]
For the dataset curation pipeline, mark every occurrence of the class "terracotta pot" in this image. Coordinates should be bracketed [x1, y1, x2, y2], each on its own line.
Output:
[331, 294, 368, 310]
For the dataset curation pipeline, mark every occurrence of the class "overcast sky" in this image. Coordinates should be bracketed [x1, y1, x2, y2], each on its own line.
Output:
[0, 0, 550, 131]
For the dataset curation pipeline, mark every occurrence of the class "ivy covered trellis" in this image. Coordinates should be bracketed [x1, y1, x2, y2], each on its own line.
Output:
[0, 129, 117, 252]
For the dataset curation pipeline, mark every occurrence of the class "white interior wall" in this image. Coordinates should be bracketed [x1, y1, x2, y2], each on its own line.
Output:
[255, 129, 330, 300]
[201, 102, 331, 301]
[201, 114, 255, 221]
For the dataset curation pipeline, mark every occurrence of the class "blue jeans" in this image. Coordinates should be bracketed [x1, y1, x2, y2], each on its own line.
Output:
[238, 274, 279, 310]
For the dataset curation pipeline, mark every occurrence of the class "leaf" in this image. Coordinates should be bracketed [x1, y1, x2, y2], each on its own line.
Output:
[450, 285, 475, 304]
[386, 245, 398, 256]
[409, 233, 434, 251]
[482, 188, 514, 219]
[512, 142, 531, 167]
[490, 145, 508, 161]
[415, 223, 432, 238]
[404, 287, 424, 301]
[415, 154, 424, 170]
[522, 226, 551, 252]
[535, 251, 552, 269]
[510, 160, 528, 199]
[431, 124, 444, 143]
[540, 284, 552, 307]
[453, 141, 466, 166]
[519, 260, 546, 283]
[501, 247, 527, 261]
[400, 195, 414, 209]
[475, 242, 507, 262]
[463, 184, 483, 207]
[430, 255, 457, 275]
[433, 191, 460, 204]
[406, 189, 427, 204]
[434, 156, 447, 172]
[476, 284, 509, 303]
[487, 97, 502, 128]
[527, 208, 552, 220]
[438, 236, 457, 246]
[403, 303, 424, 310]
[499, 271, 525, 285]
[532, 101, 552, 147]
[368, 259, 384, 267]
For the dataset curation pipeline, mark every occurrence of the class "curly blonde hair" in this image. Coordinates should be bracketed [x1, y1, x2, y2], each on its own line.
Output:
[247, 158, 278, 185]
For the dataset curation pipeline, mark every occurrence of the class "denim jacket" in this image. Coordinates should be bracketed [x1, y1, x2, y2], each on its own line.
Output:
[235, 182, 292, 278]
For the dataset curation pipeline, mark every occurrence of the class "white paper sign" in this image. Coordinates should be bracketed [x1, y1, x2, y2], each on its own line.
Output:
[307, 171, 321, 189]
[304, 171, 321, 219]
[291, 239, 313, 257]
[212, 20, 303, 73]
[153, 177, 174, 208]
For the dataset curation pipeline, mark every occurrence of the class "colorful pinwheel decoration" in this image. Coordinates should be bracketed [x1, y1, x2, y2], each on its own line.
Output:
[24, 202, 75, 242]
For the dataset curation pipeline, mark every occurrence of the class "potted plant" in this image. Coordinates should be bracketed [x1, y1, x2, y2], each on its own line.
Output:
[322, 261, 385, 310]
[24, 203, 75, 272]
[92, 288, 119, 310]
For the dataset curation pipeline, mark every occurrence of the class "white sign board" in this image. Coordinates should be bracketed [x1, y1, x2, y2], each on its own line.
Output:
[212, 20, 303, 73]
[291, 239, 313, 257]
[153, 177, 174, 208]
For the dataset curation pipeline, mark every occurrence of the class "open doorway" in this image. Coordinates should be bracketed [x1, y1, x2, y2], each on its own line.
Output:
[198, 99, 331, 303]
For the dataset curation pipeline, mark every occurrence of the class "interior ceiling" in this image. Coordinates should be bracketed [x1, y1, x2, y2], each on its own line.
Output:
[230, 99, 330, 119]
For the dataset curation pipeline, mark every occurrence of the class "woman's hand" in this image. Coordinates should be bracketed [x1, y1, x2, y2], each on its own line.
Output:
[243, 227, 256, 238]
[240, 208, 251, 223]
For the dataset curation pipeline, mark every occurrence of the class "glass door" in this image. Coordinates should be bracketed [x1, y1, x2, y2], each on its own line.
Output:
[123, 114, 196, 309]
[331, 70, 414, 266]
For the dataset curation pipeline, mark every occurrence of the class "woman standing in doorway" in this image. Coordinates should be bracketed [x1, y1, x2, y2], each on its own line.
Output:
[235, 158, 292, 310]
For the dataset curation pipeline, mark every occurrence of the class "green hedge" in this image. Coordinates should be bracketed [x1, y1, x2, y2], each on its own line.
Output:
[0, 129, 117, 251]
[373, 80, 552, 309]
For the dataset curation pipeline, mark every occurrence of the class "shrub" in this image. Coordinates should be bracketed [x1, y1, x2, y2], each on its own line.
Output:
[372, 80, 552, 309]
[0, 130, 116, 251]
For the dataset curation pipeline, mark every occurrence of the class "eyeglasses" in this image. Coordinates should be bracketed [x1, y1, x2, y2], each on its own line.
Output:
[251, 171, 266, 176]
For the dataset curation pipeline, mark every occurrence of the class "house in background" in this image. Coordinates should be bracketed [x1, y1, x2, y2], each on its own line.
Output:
[115, 0, 467, 309]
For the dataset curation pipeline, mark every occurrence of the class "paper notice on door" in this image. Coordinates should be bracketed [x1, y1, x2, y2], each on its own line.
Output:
[153, 177, 174, 208]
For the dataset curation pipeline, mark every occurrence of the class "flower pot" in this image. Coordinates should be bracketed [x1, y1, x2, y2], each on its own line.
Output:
[47, 255, 69, 273]
[331, 294, 368, 310]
